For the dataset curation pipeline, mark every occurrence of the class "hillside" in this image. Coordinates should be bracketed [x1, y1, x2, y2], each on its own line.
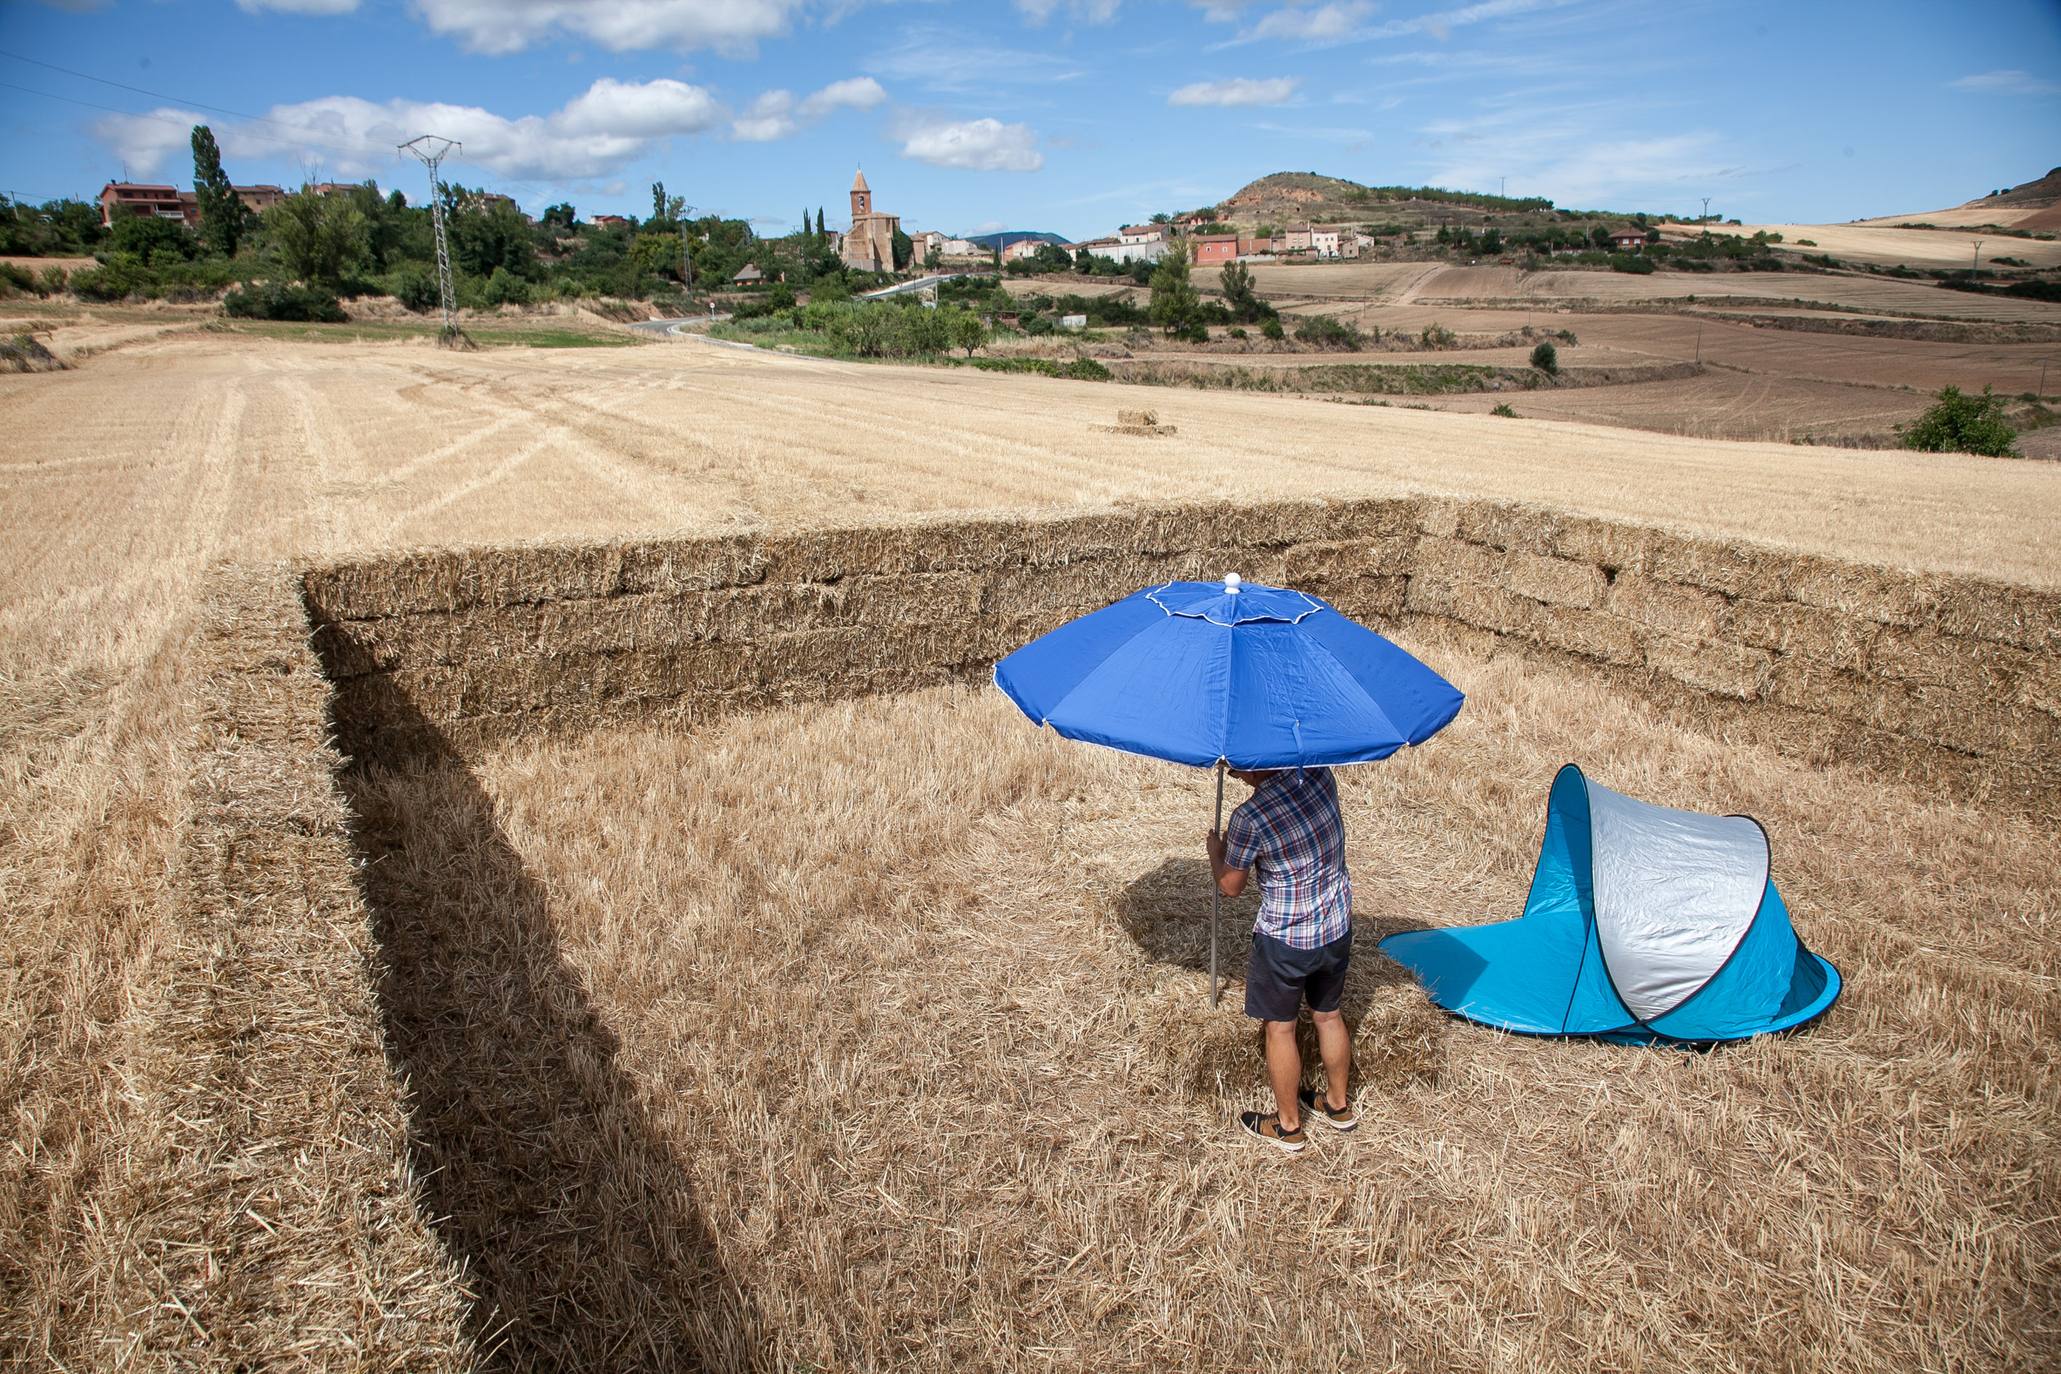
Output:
[1210, 171, 1634, 230]
[1972, 167, 2061, 209]
[966, 230, 1068, 251]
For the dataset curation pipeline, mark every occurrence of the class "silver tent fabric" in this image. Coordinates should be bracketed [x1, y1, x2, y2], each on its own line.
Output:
[1587, 781, 1769, 1022]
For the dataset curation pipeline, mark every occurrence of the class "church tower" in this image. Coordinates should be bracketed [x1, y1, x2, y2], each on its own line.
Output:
[851, 169, 871, 221]
[840, 167, 899, 274]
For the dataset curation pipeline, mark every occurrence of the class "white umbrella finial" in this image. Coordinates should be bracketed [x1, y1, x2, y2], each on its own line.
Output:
[1224, 573, 1242, 594]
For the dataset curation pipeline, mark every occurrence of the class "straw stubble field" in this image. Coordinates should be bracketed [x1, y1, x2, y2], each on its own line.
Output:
[356, 638, 2059, 1371]
[2, 332, 2057, 1371]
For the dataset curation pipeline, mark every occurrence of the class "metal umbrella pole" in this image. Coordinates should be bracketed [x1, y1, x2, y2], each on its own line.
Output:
[1210, 760, 1226, 1007]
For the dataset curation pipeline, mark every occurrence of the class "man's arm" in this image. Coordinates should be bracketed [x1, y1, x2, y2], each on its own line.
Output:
[1205, 828, 1249, 898]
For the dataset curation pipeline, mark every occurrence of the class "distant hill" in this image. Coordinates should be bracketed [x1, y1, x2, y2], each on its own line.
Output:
[1971, 167, 2061, 209]
[1215, 171, 1564, 228]
[965, 230, 1068, 251]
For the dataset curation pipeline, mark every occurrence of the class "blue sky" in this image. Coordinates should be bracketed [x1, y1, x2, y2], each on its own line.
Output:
[3, 0, 2057, 240]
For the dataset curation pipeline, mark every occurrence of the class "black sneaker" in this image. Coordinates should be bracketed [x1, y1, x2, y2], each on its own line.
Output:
[1297, 1087, 1359, 1132]
[1238, 1110, 1307, 1154]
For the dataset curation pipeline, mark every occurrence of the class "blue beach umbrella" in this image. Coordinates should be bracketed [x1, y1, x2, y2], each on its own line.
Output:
[995, 575, 1464, 1003]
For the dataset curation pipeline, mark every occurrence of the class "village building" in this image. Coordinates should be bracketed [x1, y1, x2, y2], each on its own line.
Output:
[97, 180, 286, 229]
[1118, 224, 1165, 246]
[590, 213, 632, 229]
[1279, 225, 1314, 254]
[732, 264, 766, 284]
[841, 169, 900, 273]
[1610, 227, 1650, 251]
[1311, 225, 1356, 259]
[1190, 233, 1239, 267]
[1000, 238, 1046, 264]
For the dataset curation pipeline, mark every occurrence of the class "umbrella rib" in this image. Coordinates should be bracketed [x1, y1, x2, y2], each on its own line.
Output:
[1300, 626, 1407, 752]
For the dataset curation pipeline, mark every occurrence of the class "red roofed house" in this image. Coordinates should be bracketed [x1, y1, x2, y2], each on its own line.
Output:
[1118, 224, 1165, 246]
[98, 182, 187, 227]
[590, 214, 632, 229]
[1610, 227, 1649, 251]
[1190, 233, 1239, 266]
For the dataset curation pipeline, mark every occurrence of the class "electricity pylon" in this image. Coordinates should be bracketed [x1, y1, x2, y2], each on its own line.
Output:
[399, 135, 461, 339]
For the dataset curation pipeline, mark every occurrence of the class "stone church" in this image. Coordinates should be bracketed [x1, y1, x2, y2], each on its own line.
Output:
[841, 169, 900, 273]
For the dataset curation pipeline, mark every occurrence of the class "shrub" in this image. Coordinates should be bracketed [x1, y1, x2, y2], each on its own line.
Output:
[0, 262, 33, 295]
[390, 265, 440, 312]
[1261, 317, 1285, 341]
[1170, 319, 1208, 343]
[1228, 327, 1247, 340]
[67, 260, 145, 302]
[222, 281, 347, 323]
[1490, 403, 1517, 417]
[1420, 322, 1456, 348]
[1897, 385, 2018, 457]
[39, 266, 67, 295]
[483, 266, 534, 307]
[1530, 340, 1559, 374]
[1294, 314, 1362, 350]
[1609, 253, 1656, 274]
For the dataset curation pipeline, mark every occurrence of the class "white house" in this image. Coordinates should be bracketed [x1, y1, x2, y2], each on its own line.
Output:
[1311, 225, 1357, 259]
[1118, 223, 1165, 246]
[1001, 238, 1046, 263]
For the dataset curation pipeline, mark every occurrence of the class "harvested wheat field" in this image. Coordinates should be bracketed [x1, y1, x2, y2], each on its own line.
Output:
[349, 629, 2059, 1372]
[1659, 222, 2061, 270]
[4, 331, 2059, 1370]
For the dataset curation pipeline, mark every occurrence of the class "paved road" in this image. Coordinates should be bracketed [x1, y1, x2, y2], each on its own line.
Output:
[859, 273, 971, 299]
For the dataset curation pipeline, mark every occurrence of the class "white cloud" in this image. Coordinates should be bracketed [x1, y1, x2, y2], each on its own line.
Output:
[1168, 75, 1300, 106]
[731, 77, 886, 141]
[866, 26, 1088, 95]
[799, 76, 887, 116]
[732, 91, 800, 142]
[1247, 1, 1374, 42]
[413, 0, 805, 55]
[1950, 69, 2061, 96]
[1016, 0, 1121, 22]
[93, 78, 726, 182]
[898, 116, 1043, 172]
[235, 0, 359, 12]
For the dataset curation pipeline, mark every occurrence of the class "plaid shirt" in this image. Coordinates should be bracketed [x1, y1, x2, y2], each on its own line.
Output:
[1224, 767, 1353, 949]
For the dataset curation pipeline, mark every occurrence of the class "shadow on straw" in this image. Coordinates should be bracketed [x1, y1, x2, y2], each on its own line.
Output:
[340, 692, 769, 1373]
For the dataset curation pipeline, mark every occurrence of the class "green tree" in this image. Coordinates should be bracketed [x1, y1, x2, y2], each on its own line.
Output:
[540, 202, 576, 232]
[816, 207, 826, 240]
[951, 308, 987, 356]
[891, 225, 913, 271]
[1898, 385, 2019, 457]
[1148, 249, 1199, 335]
[190, 124, 250, 257]
[262, 190, 367, 286]
[1530, 340, 1559, 374]
[652, 181, 668, 224]
[447, 195, 538, 279]
[1219, 260, 1267, 323]
[108, 212, 196, 265]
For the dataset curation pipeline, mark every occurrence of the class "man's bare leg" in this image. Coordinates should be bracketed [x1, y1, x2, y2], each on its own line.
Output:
[1312, 1008, 1351, 1110]
[1264, 1019, 1303, 1131]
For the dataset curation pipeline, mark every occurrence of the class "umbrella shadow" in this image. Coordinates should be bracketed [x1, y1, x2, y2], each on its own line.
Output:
[1112, 857, 1449, 1094]
[339, 691, 769, 1372]
[1112, 857, 1426, 1026]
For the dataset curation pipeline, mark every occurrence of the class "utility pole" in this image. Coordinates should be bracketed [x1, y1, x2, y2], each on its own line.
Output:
[399, 135, 461, 341]
[1701, 196, 1711, 223]
[679, 202, 699, 307]
[2040, 358, 2049, 398]
[1499, 175, 1506, 199]
[1971, 239, 1983, 272]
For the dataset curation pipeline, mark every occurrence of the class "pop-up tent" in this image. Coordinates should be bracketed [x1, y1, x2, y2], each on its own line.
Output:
[1380, 764, 1840, 1043]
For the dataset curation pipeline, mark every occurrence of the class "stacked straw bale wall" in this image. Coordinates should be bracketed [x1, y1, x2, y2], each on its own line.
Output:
[303, 498, 2059, 814]
[170, 568, 474, 1368]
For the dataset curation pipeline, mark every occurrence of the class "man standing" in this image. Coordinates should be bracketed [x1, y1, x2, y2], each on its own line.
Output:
[1206, 765, 1359, 1154]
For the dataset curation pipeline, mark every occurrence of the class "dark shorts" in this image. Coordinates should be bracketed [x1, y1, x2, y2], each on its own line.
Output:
[1245, 929, 1353, 1022]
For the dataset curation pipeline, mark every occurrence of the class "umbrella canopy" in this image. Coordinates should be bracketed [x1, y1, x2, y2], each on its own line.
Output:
[994, 576, 1464, 769]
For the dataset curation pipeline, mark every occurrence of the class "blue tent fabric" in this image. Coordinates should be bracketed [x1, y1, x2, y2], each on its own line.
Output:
[994, 579, 1465, 769]
[1381, 764, 1840, 1044]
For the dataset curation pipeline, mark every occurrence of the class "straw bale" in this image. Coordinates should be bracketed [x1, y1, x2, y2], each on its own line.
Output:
[1932, 580, 2061, 654]
[1532, 603, 1647, 667]
[1503, 551, 1606, 610]
[1729, 600, 1877, 669]
[1870, 625, 2036, 696]
[1644, 633, 1773, 701]
[1410, 536, 1505, 585]
[1765, 658, 1881, 730]
[1453, 501, 1560, 555]
[1329, 575, 1410, 624]
[615, 534, 770, 595]
[1787, 559, 1944, 628]
[1543, 515, 1654, 578]
[1606, 575, 1728, 639]
[1645, 536, 1793, 600]
[307, 542, 627, 621]
[1412, 497, 1463, 539]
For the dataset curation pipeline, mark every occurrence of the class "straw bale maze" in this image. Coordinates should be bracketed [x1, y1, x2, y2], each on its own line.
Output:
[161, 493, 2061, 1371]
